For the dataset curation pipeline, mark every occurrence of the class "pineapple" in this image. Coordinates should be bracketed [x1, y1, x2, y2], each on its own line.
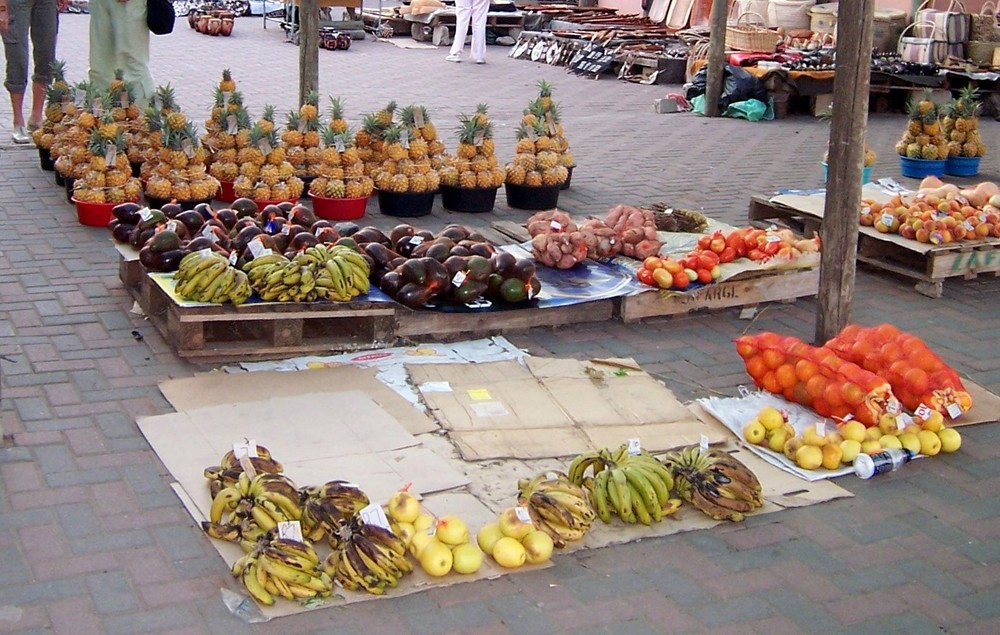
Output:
[259, 104, 276, 134]
[906, 143, 921, 159]
[219, 69, 237, 93]
[51, 60, 70, 93]
[917, 90, 935, 117]
[537, 80, 554, 111]
[526, 170, 543, 187]
[376, 101, 396, 127]
[916, 134, 930, 147]
[515, 125, 535, 154]
[328, 97, 348, 134]
[383, 126, 408, 162]
[921, 144, 938, 160]
[905, 101, 923, 137]
[962, 141, 979, 157]
[299, 90, 320, 122]
[283, 113, 304, 147]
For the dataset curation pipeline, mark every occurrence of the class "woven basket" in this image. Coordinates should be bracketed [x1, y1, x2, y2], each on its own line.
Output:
[970, 2, 1000, 43]
[727, 11, 782, 53]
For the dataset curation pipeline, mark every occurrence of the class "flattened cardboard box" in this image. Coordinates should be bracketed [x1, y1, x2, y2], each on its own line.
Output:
[409, 357, 728, 460]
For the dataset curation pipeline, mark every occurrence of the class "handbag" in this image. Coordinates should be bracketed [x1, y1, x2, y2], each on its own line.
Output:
[898, 21, 949, 65]
[147, 0, 176, 35]
[914, 0, 969, 44]
[970, 1, 1000, 43]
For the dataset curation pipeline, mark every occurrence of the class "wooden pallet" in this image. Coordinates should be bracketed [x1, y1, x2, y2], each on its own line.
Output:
[616, 267, 820, 323]
[748, 195, 822, 237]
[117, 245, 144, 303]
[139, 273, 396, 363]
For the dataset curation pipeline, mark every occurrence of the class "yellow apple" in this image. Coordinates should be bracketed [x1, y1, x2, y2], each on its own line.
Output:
[825, 431, 844, 446]
[767, 427, 789, 453]
[498, 508, 534, 540]
[861, 439, 883, 455]
[784, 436, 804, 460]
[743, 419, 766, 445]
[795, 445, 823, 470]
[419, 539, 454, 577]
[393, 522, 415, 546]
[387, 489, 422, 524]
[922, 411, 944, 432]
[865, 426, 882, 442]
[879, 435, 903, 450]
[802, 425, 827, 447]
[413, 512, 435, 533]
[491, 536, 526, 568]
[937, 428, 961, 453]
[435, 515, 469, 546]
[476, 522, 504, 555]
[840, 439, 862, 464]
[758, 406, 784, 431]
[521, 530, 554, 565]
[903, 424, 923, 437]
[451, 542, 483, 574]
[878, 414, 900, 436]
[409, 531, 437, 558]
[821, 443, 843, 470]
[841, 420, 867, 443]
[898, 432, 922, 455]
[918, 429, 942, 456]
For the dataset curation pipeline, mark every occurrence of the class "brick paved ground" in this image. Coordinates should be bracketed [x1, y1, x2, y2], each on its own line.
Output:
[1, 15, 999, 634]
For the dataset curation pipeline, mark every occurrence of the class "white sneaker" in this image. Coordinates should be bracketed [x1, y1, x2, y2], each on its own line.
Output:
[474, 59, 486, 64]
[446, 54, 462, 62]
[11, 126, 30, 144]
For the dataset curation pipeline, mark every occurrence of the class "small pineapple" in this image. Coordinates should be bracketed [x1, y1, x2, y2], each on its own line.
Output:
[328, 97, 348, 134]
[376, 101, 396, 127]
[537, 80, 554, 111]
[525, 170, 543, 187]
[259, 104, 276, 135]
[906, 143, 921, 159]
[219, 69, 237, 93]
[921, 144, 938, 160]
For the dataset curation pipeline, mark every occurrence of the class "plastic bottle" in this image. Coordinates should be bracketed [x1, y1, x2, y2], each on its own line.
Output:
[221, 588, 269, 623]
[854, 448, 915, 480]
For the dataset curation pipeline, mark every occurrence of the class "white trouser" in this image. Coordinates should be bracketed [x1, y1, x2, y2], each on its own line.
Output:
[450, 0, 488, 61]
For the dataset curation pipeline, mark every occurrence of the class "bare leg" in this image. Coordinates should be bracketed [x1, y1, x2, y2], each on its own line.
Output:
[10, 92, 25, 128]
[29, 81, 46, 127]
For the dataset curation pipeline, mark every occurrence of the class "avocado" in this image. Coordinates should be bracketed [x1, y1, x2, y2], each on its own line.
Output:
[148, 229, 182, 253]
[388, 257, 407, 270]
[310, 220, 333, 232]
[288, 205, 317, 227]
[466, 255, 493, 282]
[192, 202, 214, 219]
[315, 227, 339, 244]
[160, 202, 182, 219]
[333, 236, 358, 251]
[270, 234, 289, 254]
[185, 236, 217, 253]
[438, 225, 469, 242]
[352, 227, 389, 246]
[363, 243, 398, 269]
[130, 226, 156, 249]
[399, 258, 427, 285]
[511, 259, 537, 282]
[157, 248, 186, 272]
[231, 198, 258, 217]
[443, 255, 469, 278]
[163, 219, 189, 241]
[233, 225, 263, 254]
[424, 242, 452, 262]
[137, 209, 167, 231]
[379, 270, 404, 298]
[258, 204, 284, 222]
[487, 273, 504, 297]
[216, 209, 238, 230]
[528, 276, 541, 299]
[138, 245, 163, 270]
[451, 279, 488, 304]
[277, 201, 295, 214]
[111, 222, 135, 244]
[469, 242, 495, 258]
[396, 282, 436, 309]
[422, 257, 450, 293]
[175, 210, 205, 233]
[500, 277, 529, 304]
[467, 231, 487, 243]
[389, 223, 416, 245]
[112, 202, 141, 224]
[449, 245, 471, 258]
[289, 232, 318, 252]
[334, 221, 359, 236]
[491, 252, 516, 277]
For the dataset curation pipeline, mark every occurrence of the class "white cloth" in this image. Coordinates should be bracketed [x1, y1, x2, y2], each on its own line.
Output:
[449, 0, 488, 61]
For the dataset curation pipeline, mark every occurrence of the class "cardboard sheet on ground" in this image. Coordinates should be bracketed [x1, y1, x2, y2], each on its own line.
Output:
[954, 380, 1000, 427]
[171, 484, 549, 618]
[409, 357, 727, 460]
[769, 181, 899, 219]
[158, 366, 437, 435]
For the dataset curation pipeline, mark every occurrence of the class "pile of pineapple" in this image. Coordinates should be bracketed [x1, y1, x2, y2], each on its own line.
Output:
[32, 60, 73, 151]
[355, 101, 396, 175]
[143, 104, 220, 202]
[896, 92, 948, 161]
[231, 110, 305, 202]
[52, 85, 101, 183]
[941, 86, 987, 159]
[71, 113, 143, 204]
[307, 129, 373, 199]
[371, 124, 441, 194]
[506, 81, 574, 188]
[533, 80, 575, 171]
[440, 105, 505, 190]
[202, 70, 253, 182]
[135, 85, 188, 179]
[399, 104, 449, 170]
[282, 91, 324, 179]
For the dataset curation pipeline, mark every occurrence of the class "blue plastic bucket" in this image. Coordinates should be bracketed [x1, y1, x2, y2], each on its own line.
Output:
[944, 156, 980, 177]
[821, 163, 873, 184]
[900, 157, 945, 179]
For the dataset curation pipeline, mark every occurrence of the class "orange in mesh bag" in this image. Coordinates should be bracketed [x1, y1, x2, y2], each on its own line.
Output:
[825, 323, 972, 418]
[735, 332, 896, 427]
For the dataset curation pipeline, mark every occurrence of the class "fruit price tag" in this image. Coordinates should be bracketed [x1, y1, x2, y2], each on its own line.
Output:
[257, 138, 272, 156]
[963, 220, 975, 232]
[277, 520, 304, 543]
[182, 138, 195, 159]
[401, 134, 410, 150]
[227, 115, 238, 135]
[816, 421, 826, 436]
[264, 219, 277, 233]
[880, 213, 894, 227]
[545, 111, 557, 135]
[297, 117, 308, 134]
[767, 224, 778, 231]
[92, 101, 104, 117]
[664, 207, 674, 215]
[886, 398, 901, 415]
[766, 234, 782, 243]
[897, 413, 914, 428]
[527, 285, 535, 300]
[860, 206, 871, 216]
[358, 503, 392, 530]
[197, 248, 213, 259]
[334, 136, 345, 153]
[139, 207, 154, 222]
[239, 455, 257, 479]
[221, 91, 232, 107]
[248, 238, 267, 259]
[413, 108, 425, 128]
[515, 506, 532, 523]
[75, 88, 86, 107]
[451, 271, 467, 287]
[228, 251, 238, 265]
[914, 403, 933, 420]
[955, 195, 968, 205]
[737, 385, 752, 398]
[840, 414, 854, 423]
[473, 130, 485, 147]
[627, 438, 641, 455]
[946, 403, 963, 420]
[233, 439, 259, 459]
[526, 126, 537, 142]
[62, 98, 71, 114]
[153, 94, 163, 111]
[934, 210, 948, 220]
[699, 434, 709, 451]
[105, 142, 117, 167]
[550, 220, 562, 231]
[120, 93, 130, 109]
[281, 223, 291, 236]
[409, 235, 424, 245]
[978, 212, 987, 223]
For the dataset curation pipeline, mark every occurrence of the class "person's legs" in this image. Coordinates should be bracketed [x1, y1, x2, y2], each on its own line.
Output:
[117, 0, 152, 108]
[28, 0, 57, 127]
[3, 0, 31, 130]
[448, 0, 472, 61]
[88, 0, 116, 92]
[470, 0, 488, 62]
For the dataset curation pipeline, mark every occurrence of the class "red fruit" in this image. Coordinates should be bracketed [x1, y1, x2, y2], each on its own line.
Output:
[710, 264, 722, 280]
[652, 268, 673, 289]
[637, 268, 655, 286]
[672, 271, 690, 289]
[735, 336, 757, 359]
[710, 235, 726, 254]
[642, 256, 662, 271]
[726, 230, 745, 254]
[697, 268, 713, 284]
[719, 246, 737, 263]
[697, 234, 713, 250]
[698, 251, 720, 269]
[747, 249, 766, 261]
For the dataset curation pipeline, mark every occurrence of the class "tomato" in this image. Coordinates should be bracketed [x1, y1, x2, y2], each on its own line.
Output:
[719, 246, 738, 263]
[637, 268, 655, 286]
[710, 235, 726, 254]
[726, 230, 745, 253]
[735, 336, 757, 359]
[762, 240, 781, 256]
[697, 251, 720, 269]
[747, 248, 766, 261]
[672, 271, 690, 289]
[697, 234, 713, 250]
[642, 256, 662, 271]
[662, 259, 683, 274]
[696, 268, 713, 284]
[652, 268, 673, 289]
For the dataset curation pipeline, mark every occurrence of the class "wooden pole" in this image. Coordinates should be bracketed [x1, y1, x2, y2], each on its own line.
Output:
[815, 0, 875, 343]
[299, 0, 320, 105]
[703, 0, 730, 117]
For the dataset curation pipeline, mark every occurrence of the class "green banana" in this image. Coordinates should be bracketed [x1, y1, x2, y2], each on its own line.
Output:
[628, 482, 652, 525]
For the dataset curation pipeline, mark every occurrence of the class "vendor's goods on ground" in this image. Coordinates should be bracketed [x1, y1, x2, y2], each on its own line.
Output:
[861, 176, 1000, 242]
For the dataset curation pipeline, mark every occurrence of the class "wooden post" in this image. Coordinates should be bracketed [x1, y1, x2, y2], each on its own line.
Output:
[703, 0, 730, 117]
[815, 0, 875, 343]
[299, 0, 320, 105]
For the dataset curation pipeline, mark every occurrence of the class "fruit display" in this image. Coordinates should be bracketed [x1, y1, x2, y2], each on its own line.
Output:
[282, 91, 324, 179]
[308, 129, 373, 199]
[940, 86, 987, 159]
[661, 445, 763, 522]
[52, 82, 100, 183]
[567, 444, 681, 526]
[478, 508, 554, 568]
[142, 92, 220, 203]
[384, 486, 484, 578]
[735, 332, 896, 426]
[860, 177, 1000, 242]
[69, 112, 144, 204]
[202, 71, 253, 182]
[32, 60, 73, 151]
[232, 112, 305, 203]
[895, 92, 948, 161]
[300, 480, 370, 546]
[527, 210, 620, 268]
[603, 205, 661, 259]
[323, 517, 414, 594]
[203, 443, 284, 498]
[505, 115, 569, 188]
[648, 202, 709, 233]
[515, 471, 595, 547]
[399, 104, 449, 170]
[243, 243, 371, 302]
[440, 106, 505, 190]
[371, 124, 441, 194]
[824, 323, 973, 418]
[172, 250, 253, 304]
[231, 531, 333, 605]
[355, 101, 395, 174]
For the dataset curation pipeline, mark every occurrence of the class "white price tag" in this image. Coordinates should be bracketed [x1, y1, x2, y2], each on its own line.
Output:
[816, 421, 826, 436]
[297, 117, 308, 134]
[197, 248, 213, 259]
[120, 92, 130, 109]
[473, 129, 485, 147]
[221, 91, 232, 107]
[896, 413, 914, 428]
[914, 403, 933, 420]
[963, 220, 974, 232]
[401, 134, 410, 150]
[664, 208, 674, 215]
[946, 403, 963, 420]
[515, 506, 532, 524]
[955, 195, 968, 205]
[409, 235, 424, 245]
[75, 88, 86, 106]
[233, 440, 259, 459]
[358, 503, 392, 530]
[239, 454, 256, 479]
[153, 94, 163, 111]
[139, 207, 153, 222]
[413, 109, 425, 129]
[766, 234, 782, 243]
[860, 206, 872, 216]
[334, 136, 346, 153]
[281, 223, 291, 236]
[277, 520, 304, 543]
[841, 414, 853, 423]
[228, 251, 238, 265]
[699, 434, 709, 451]
[886, 398, 901, 415]
[880, 213, 894, 227]
[451, 271, 467, 287]
[105, 141, 117, 167]
[627, 438, 641, 455]
[550, 220, 562, 231]
[227, 115, 238, 135]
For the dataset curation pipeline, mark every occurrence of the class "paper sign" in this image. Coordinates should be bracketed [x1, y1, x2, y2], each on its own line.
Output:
[401, 134, 410, 150]
[238, 454, 256, 479]
[451, 271, 467, 287]
[860, 206, 871, 216]
[358, 503, 391, 530]
[946, 403, 963, 419]
[413, 109, 425, 129]
[281, 224, 291, 236]
[334, 136, 345, 153]
[120, 93, 130, 109]
[227, 115, 238, 135]
[419, 381, 452, 393]
[233, 440, 259, 459]
[248, 240, 267, 259]
[816, 421, 826, 436]
[75, 88, 86, 106]
[914, 404, 933, 420]
[105, 142, 117, 167]
[467, 388, 491, 401]
[197, 248, 213, 259]
[228, 251, 238, 265]
[766, 234, 782, 243]
[699, 434, 709, 451]
[897, 413, 914, 428]
[221, 91, 232, 107]
[515, 506, 532, 523]
[627, 438, 641, 455]
[410, 235, 424, 246]
[880, 213, 894, 227]
[277, 520, 304, 542]
[886, 398, 901, 415]
[470, 401, 509, 418]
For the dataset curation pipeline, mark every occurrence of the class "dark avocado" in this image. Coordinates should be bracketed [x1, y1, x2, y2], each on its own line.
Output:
[422, 257, 450, 293]
[487, 273, 504, 297]
[192, 202, 214, 219]
[289, 232, 318, 252]
[157, 248, 186, 272]
[277, 201, 294, 214]
[443, 255, 468, 277]
[216, 209, 239, 230]
[231, 198, 258, 218]
[148, 230, 182, 253]
[233, 225, 264, 254]
[175, 210, 206, 233]
[451, 279, 488, 304]
[310, 220, 333, 232]
[362, 243, 397, 269]
[449, 245, 471, 258]
[137, 209, 167, 231]
[160, 202, 182, 219]
[333, 236, 358, 251]
[358, 226, 390, 244]
[163, 219, 189, 241]
[388, 257, 407, 269]
[499, 277, 529, 303]
[469, 242, 495, 258]
[379, 270, 404, 298]
[288, 205, 317, 227]
[112, 202, 141, 224]
[111, 222, 135, 244]
[315, 227, 339, 244]
[334, 222, 360, 236]
[438, 225, 469, 242]
[491, 252, 516, 277]
[511, 259, 537, 282]
[396, 282, 435, 308]
[130, 226, 156, 249]
[399, 258, 427, 285]
[389, 224, 416, 245]
[138, 245, 162, 270]
[424, 242, 452, 262]
[465, 255, 492, 282]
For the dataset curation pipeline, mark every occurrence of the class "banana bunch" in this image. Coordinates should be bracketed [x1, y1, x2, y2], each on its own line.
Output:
[232, 531, 333, 606]
[203, 445, 283, 498]
[516, 471, 595, 548]
[568, 444, 681, 526]
[203, 472, 303, 546]
[323, 520, 413, 595]
[173, 251, 252, 305]
[299, 480, 370, 547]
[662, 445, 763, 522]
[243, 244, 370, 303]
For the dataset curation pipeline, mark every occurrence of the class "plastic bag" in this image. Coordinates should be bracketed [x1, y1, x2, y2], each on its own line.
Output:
[724, 97, 774, 121]
[686, 64, 768, 111]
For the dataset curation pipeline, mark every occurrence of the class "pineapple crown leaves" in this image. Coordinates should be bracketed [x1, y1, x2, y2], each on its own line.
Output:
[304, 90, 320, 108]
[382, 100, 397, 115]
[144, 107, 164, 133]
[420, 105, 432, 123]
[286, 111, 301, 129]
[261, 104, 276, 122]
[536, 79, 554, 98]
[476, 103, 489, 115]
[382, 124, 403, 144]
[515, 123, 533, 140]
[155, 84, 179, 111]
[399, 105, 416, 126]
[456, 115, 479, 144]
[45, 82, 69, 105]
[322, 127, 354, 149]
[50, 59, 68, 82]
[328, 96, 345, 119]
[221, 68, 233, 82]
[361, 112, 385, 135]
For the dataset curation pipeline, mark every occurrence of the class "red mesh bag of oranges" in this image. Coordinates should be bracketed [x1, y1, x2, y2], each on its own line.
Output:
[735, 332, 896, 426]
[824, 323, 972, 418]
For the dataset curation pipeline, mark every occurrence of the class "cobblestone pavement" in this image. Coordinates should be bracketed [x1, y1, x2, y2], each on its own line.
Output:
[1, 15, 999, 634]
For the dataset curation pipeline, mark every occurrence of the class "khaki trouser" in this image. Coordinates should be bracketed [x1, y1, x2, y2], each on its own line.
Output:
[2, 0, 59, 93]
[88, 0, 153, 109]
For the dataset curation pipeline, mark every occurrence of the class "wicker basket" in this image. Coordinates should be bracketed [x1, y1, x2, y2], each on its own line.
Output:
[727, 11, 782, 53]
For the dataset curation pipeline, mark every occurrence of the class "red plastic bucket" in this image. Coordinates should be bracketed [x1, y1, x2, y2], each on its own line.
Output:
[312, 195, 369, 220]
[216, 180, 236, 203]
[73, 199, 117, 227]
